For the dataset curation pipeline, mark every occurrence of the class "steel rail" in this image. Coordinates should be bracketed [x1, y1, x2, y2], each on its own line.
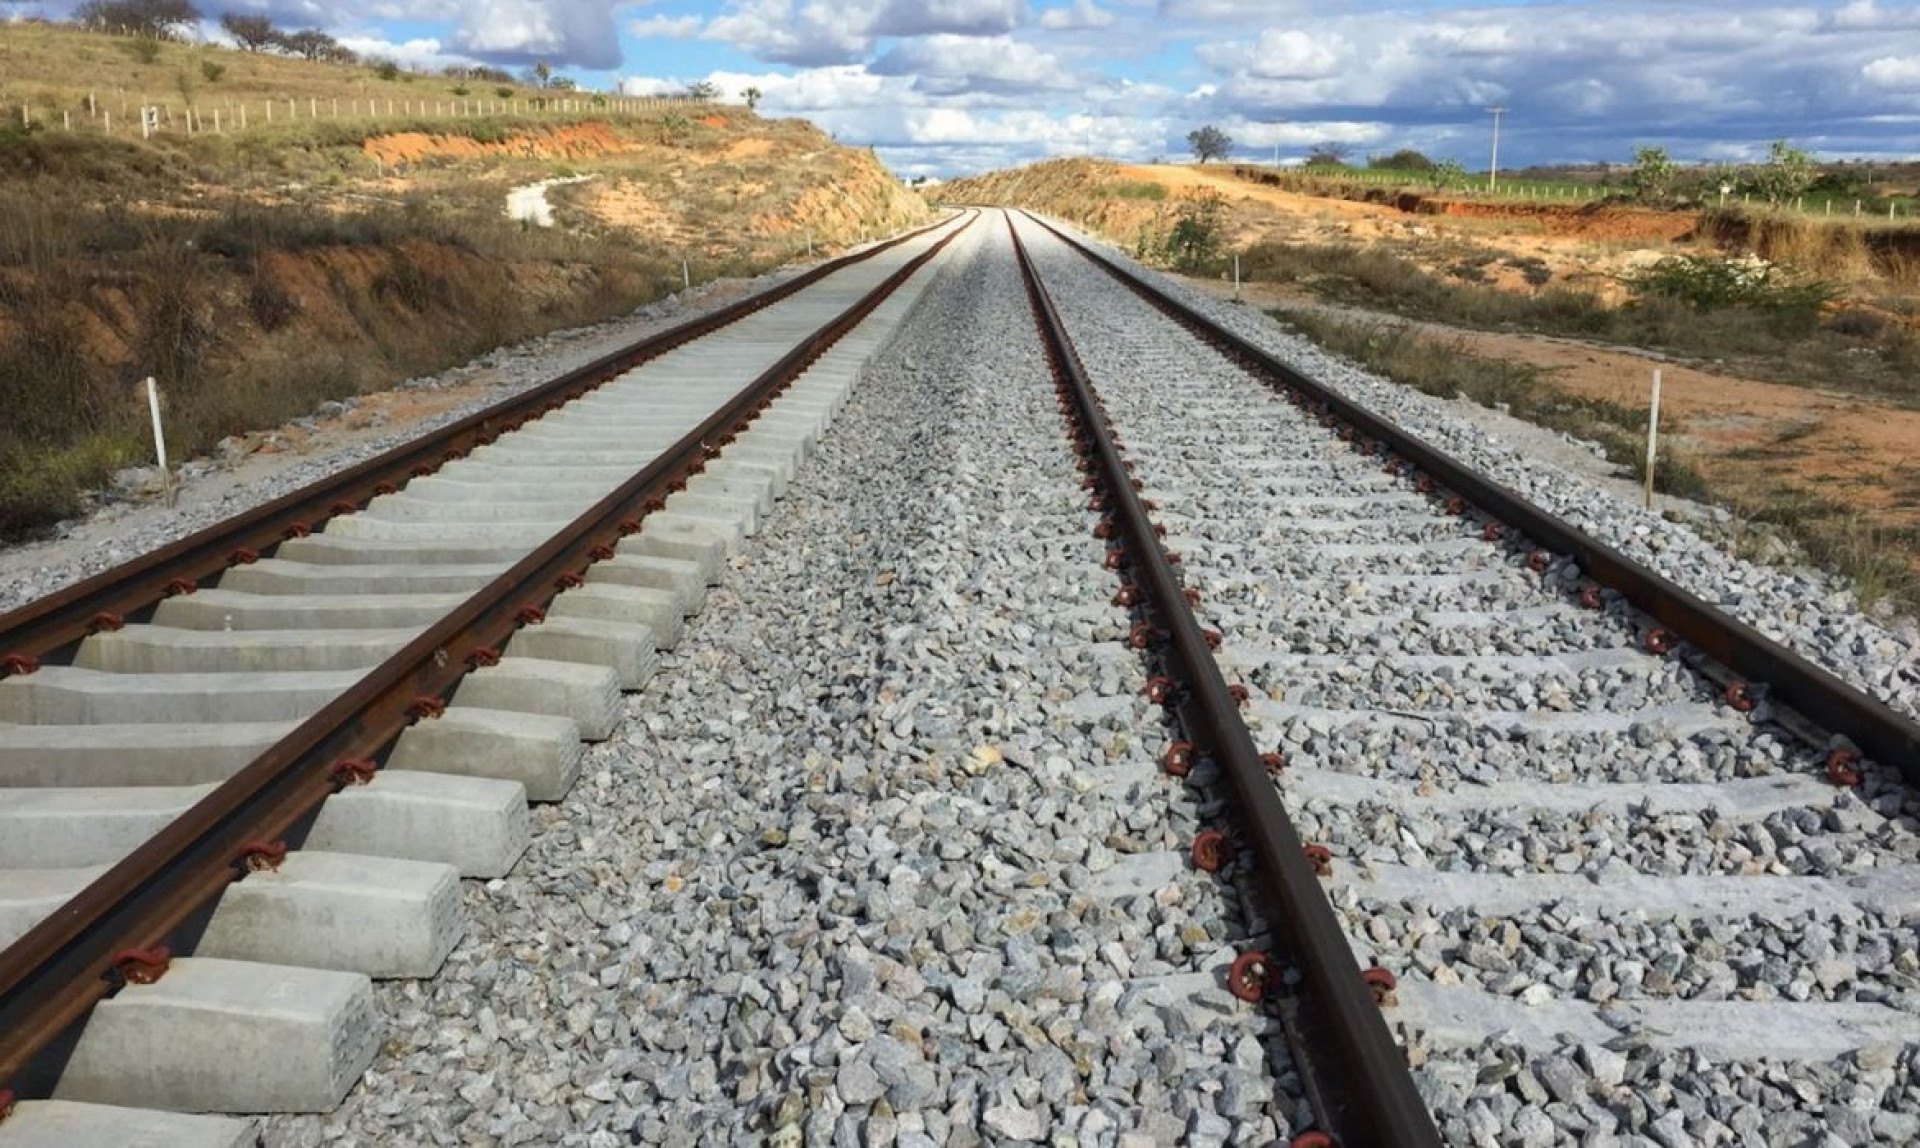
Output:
[1005, 212, 1441, 1147]
[1019, 211, 1920, 785]
[0, 212, 975, 1090]
[0, 213, 962, 673]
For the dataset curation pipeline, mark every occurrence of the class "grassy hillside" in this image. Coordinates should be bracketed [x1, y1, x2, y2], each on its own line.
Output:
[0, 24, 932, 538]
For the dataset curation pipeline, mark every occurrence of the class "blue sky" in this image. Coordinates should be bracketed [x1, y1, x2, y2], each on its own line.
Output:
[24, 0, 1920, 176]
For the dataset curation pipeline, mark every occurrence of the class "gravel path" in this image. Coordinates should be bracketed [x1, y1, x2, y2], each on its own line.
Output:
[264, 216, 1305, 1148]
[1013, 213, 1920, 1146]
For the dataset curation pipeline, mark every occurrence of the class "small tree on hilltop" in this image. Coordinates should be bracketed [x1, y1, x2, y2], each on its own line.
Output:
[685, 79, 720, 101]
[279, 29, 341, 61]
[219, 12, 277, 51]
[1187, 124, 1231, 164]
[76, 0, 200, 38]
[532, 61, 552, 88]
[742, 85, 762, 111]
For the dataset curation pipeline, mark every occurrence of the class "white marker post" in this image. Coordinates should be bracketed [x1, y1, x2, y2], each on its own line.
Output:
[1644, 368, 1662, 511]
[682, 259, 691, 291]
[145, 377, 175, 506]
[1232, 253, 1241, 302]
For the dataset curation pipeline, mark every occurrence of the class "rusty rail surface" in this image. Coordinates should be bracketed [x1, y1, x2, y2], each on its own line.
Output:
[1006, 213, 1442, 1147]
[0, 212, 975, 1090]
[0, 214, 960, 672]
[1020, 211, 1920, 786]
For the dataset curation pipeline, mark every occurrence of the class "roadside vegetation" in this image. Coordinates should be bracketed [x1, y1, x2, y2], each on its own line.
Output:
[1278, 310, 1920, 614]
[1239, 241, 1919, 405]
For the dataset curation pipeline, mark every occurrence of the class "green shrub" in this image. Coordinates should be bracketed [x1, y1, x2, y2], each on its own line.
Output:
[1625, 254, 1837, 316]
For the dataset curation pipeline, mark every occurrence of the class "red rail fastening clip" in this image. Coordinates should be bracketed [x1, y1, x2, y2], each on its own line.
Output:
[1202, 630, 1224, 651]
[618, 518, 644, 535]
[515, 606, 547, 626]
[1482, 523, 1502, 542]
[1827, 748, 1862, 787]
[1444, 497, 1465, 516]
[1191, 830, 1234, 873]
[1363, 966, 1398, 1006]
[1227, 683, 1252, 707]
[1227, 950, 1272, 1003]
[282, 522, 311, 540]
[409, 464, 434, 479]
[1527, 551, 1552, 573]
[475, 431, 498, 447]
[1182, 587, 1202, 606]
[1152, 523, 1168, 539]
[466, 647, 502, 669]
[163, 577, 198, 597]
[1163, 551, 1182, 565]
[1261, 751, 1286, 775]
[1163, 741, 1195, 777]
[1093, 520, 1115, 540]
[1725, 682, 1756, 712]
[373, 481, 398, 496]
[87, 612, 124, 634]
[687, 459, 706, 475]
[1104, 549, 1127, 570]
[1579, 585, 1604, 610]
[0, 1088, 14, 1121]
[0, 655, 39, 678]
[667, 477, 688, 493]
[112, 946, 171, 985]
[331, 759, 378, 787]
[1144, 677, 1176, 705]
[589, 544, 616, 562]
[556, 572, 586, 590]
[1142, 499, 1159, 512]
[329, 500, 358, 516]
[1290, 1132, 1337, 1148]
[1082, 476, 1099, 491]
[1337, 425, 1353, 441]
[1113, 584, 1142, 607]
[237, 840, 288, 873]
[1415, 476, 1434, 494]
[407, 696, 447, 721]
[444, 448, 468, 462]
[1303, 844, 1334, 877]
[1645, 629, 1676, 656]
[1088, 495, 1107, 512]
[1128, 622, 1157, 650]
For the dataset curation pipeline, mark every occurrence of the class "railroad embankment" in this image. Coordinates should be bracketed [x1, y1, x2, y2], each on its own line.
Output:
[0, 27, 930, 539]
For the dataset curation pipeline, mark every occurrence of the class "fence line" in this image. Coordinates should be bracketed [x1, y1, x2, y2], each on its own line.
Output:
[13, 92, 714, 141]
[1237, 165, 1912, 222]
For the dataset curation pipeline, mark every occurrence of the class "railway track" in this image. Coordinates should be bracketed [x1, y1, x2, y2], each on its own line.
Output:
[0, 211, 973, 1143]
[0, 205, 1914, 1146]
[1007, 209, 1920, 1145]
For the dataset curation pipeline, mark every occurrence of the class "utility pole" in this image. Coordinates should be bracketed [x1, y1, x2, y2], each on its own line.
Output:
[1487, 106, 1507, 193]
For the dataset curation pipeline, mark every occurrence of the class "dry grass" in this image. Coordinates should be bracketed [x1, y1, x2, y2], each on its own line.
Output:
[1277, 308, 1920, 614]
[0, 22, 555, 128]
[1246, 240, 1920, 406]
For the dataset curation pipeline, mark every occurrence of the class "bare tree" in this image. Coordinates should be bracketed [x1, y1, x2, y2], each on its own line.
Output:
[685, 79, 720, 101]
[219, 12, 277, 50]
[1303, 141, 1352, 166]
[1187, 124, 1232, 164]
[76, 0, 200, 38]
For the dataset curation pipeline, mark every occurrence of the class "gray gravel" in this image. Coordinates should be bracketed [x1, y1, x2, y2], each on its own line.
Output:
[1013, 213, 1920, 1146]
[1033, 217, 1920, 729]
[263, 217, 1305, 1147]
